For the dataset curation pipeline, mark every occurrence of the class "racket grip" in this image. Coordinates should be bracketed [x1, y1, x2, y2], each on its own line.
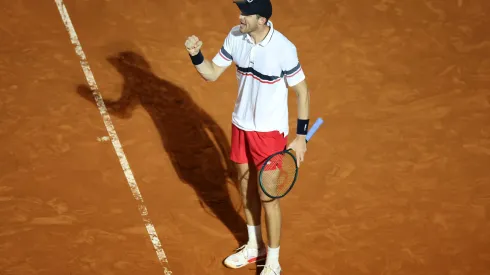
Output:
[306, 118, 324, 142]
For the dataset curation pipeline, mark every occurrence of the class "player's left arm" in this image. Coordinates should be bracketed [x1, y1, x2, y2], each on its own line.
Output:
[288, 79, 310, 167]
[282, 43, 310, 167]
[291, 79, 310, 123]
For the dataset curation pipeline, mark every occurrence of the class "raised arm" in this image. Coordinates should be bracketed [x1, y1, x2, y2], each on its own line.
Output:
[185, 34, 231, 82]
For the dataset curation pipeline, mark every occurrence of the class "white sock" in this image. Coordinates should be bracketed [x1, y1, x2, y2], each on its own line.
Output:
[246, 224, 262, 248]
[266, 246, 280, 267]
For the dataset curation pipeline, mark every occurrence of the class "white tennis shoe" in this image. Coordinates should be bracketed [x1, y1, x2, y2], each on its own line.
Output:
[223, 244, 267, 269]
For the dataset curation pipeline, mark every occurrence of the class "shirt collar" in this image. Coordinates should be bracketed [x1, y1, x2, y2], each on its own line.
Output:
[244, 20, 274, 46]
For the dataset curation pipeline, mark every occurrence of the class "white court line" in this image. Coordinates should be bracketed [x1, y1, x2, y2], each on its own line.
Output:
[54, 1, 172, 274]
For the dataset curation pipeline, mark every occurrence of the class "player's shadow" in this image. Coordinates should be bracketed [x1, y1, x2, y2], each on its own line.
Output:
[75, 51, 249, 247]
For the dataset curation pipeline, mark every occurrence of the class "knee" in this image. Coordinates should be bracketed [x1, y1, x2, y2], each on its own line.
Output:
[261, 196, 280, 207]
[258, 186, 277, 204]
[241, 189, 260, 210]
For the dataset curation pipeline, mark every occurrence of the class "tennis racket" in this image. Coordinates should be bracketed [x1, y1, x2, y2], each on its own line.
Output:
[258, 118, 324, 199]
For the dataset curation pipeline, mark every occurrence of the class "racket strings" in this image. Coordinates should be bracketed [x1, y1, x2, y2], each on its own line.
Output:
[260, 152, 297, 197]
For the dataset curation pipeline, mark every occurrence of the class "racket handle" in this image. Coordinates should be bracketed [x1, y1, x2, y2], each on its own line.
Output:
[305, 118, 324, 142]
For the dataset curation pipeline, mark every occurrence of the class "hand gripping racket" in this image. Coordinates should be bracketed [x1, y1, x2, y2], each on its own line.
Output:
[258, 118, 324, 199]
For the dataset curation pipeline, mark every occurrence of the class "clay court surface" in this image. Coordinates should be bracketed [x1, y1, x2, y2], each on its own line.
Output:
[1, 0, 490, 274]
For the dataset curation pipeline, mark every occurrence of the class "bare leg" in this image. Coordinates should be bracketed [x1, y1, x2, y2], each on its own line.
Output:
[236, 162, 263, 246]
[258, 169, 282, 248]
[223, 163, 284, 271]
[258, 168, 282, 271]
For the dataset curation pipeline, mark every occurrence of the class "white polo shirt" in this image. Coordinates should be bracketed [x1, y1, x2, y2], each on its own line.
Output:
[212, 20, 306, 137]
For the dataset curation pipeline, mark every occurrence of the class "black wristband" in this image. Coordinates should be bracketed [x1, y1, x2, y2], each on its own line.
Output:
[297, 119, 309, 135]
[189, 51, 204, 65]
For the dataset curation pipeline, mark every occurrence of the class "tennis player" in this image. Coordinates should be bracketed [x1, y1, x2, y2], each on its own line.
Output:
[184, 0, 310, 274]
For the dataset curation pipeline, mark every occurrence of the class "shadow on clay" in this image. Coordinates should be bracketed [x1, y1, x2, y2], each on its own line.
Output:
[75, 50, 251, 254]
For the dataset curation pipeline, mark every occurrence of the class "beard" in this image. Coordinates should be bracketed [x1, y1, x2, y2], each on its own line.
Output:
[239, 24, 256, 34]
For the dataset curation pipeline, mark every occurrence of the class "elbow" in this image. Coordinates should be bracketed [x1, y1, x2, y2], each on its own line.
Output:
[199, 75, 214, 82]
[297, 88, 309, 99]
[202, 74, 219, 82]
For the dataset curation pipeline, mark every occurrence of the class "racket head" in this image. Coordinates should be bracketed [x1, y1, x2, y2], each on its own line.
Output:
[258, 149, 299, 199]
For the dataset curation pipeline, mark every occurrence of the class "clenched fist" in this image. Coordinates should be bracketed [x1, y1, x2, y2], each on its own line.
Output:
[185, 35, 203, 56]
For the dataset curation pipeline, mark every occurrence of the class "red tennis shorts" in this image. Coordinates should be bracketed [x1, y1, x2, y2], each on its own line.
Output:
[230, 123, 287, 170]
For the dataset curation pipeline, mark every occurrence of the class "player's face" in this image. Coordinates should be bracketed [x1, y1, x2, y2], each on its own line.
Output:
[239, 14, 260, 33]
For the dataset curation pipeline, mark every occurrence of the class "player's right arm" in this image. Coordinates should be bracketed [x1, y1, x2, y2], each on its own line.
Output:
[196, 59, 227, 82]
[185, 35, 227, 82]
[185, 29, 235, 82]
